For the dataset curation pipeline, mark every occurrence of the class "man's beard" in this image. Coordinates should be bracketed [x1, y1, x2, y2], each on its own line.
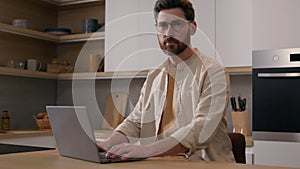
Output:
[159, 33, 190, 56]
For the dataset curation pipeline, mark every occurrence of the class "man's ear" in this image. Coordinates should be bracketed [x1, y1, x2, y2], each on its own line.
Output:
[190, 21, 197, 35]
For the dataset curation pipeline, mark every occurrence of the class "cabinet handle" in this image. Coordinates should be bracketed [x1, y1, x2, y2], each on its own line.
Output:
[258, 72, 300, 78]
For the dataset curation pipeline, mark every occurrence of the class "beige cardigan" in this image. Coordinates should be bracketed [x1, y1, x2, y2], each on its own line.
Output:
[115, 49, 235, 162]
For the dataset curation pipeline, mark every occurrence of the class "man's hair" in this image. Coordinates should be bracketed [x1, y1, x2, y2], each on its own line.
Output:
[154, 0, 195, 23]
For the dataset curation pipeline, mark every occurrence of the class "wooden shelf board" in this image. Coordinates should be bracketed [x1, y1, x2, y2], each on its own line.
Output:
[0, 66, 253, 79]
[58, 31, 105, 42]
[226, 66, 252, 74]
[0, 67, 57, 79]
[0, 23, 105, 43]
[58, 70, 149, 80]
[0, 23, 58, 42]
[44, 0, 103, 6]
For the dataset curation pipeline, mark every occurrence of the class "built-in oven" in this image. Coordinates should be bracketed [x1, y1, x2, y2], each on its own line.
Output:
[252, 48, 300, 142]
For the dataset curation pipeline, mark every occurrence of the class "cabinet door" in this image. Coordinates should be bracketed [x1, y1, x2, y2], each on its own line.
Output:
[253, 0, 300, 50]
[253, 140, 300, 168]
[216, 0, 252, 67]
[190, 0, 216, 59]
[105, 0, 216, 72]
[105, 0, 164, 72]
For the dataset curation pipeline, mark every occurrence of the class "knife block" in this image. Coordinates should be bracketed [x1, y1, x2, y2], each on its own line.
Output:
[231, 110, 251, 136]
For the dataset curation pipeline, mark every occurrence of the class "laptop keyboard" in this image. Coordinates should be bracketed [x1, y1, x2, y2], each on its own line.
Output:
[99, 152, 146, 164]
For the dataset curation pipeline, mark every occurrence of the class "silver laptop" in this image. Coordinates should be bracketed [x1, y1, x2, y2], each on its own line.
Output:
[46, 106, 144, 164]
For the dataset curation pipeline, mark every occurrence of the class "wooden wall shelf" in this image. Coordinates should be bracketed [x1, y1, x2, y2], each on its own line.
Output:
[44, 0, 103, 6]
[0, 66, 252, 80]
[0, 67, 57, 79]
[0, 23, 105, 43]
[58, 71, 148, 80]
[226, 66, 252, 75]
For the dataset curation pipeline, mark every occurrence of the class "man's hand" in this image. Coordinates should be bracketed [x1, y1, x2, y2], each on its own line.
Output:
[96, 140, 108, 152]
[105, 143, 151, 160]
[104, 137, 188, 160]
[95, 131, 129, 153]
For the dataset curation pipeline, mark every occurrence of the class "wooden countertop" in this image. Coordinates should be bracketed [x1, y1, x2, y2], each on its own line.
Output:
[94, 130, 254, 147]
[245, 136, 253, 147]
[0, 130, 52, 139]
[0, 129, 253, 147]
[0, 150, 294, 169]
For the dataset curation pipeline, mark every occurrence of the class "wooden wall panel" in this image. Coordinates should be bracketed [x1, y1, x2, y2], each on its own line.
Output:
[0, 0, 57, 31]
[0, 32, 56, 71]
[57, 2, 105, 33]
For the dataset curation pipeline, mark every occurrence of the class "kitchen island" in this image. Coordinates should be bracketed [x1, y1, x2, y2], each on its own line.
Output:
[0, 150, 296, 169]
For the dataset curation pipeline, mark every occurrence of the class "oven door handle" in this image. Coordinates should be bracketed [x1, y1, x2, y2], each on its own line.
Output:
[258, 72, 300, 77]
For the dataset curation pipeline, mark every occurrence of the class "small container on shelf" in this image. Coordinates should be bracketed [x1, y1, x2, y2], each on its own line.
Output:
[82, 18, 100, 33]
[12, 19, 29, 28]
[1, 110, 10, 132]
[33, 112, 51, 130]
[47, 58, 73, 73]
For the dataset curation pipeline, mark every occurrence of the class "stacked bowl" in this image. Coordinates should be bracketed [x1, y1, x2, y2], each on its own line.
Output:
[82, 19, 100, 33]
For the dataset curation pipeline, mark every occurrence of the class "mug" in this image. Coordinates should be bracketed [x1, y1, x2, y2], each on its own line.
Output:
[89, 54, 101, 72]
[26, 59, 41, 71]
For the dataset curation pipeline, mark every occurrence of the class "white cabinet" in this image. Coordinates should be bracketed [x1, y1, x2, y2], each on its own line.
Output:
[253, 140, 300, 168]
[253, 0, 300, 50]
[105, 0, 165, 72]
[105, 0, 216, 72]
[190, 0, 216, 59]
[216, 0, 252, 67]
[246, 147, 254, 164]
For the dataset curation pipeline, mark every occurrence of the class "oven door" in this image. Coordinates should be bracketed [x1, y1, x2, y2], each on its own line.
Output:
[252, 67, 300, 142]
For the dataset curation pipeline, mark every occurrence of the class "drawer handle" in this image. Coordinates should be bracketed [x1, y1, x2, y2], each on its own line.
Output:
[258, 72, 300, 78]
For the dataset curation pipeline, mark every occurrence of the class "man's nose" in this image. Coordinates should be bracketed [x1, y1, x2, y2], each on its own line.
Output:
[165, 24, 175, 36]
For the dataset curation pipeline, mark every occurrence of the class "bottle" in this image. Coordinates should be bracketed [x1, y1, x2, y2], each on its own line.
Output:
[2, 110, 10, 131]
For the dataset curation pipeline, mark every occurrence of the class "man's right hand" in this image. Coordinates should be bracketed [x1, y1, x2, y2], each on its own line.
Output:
[95, 131, 129, 153]
[96, 140, 108, 152]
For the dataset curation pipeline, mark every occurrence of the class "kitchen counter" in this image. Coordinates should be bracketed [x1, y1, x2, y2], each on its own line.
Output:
[245, 136, 253, 147]
[0, 129, 253, 147]
[94, 130, 254, 147]
[0, 150, 295, 169]
[0, 130, 52, 139]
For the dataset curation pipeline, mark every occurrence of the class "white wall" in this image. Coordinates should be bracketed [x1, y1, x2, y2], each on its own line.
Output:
[216, 0, 252, 67]
[105, 0, 216, 72]
[253, 0, 300, 50]
[105, 0, 165, 72]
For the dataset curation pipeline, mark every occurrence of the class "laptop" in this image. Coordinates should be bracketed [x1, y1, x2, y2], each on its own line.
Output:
[46, 106, 145, 164]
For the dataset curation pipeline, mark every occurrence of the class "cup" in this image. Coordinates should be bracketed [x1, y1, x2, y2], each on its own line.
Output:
[82, 19, 100, 33]
[89, 54, 101, 72]
[7, 60, 16, 68]
[12, 19, 29, 28]
[26, 59, 41, 71]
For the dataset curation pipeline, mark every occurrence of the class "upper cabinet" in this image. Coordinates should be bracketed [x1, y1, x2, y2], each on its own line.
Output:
[216, 0, 252, 67]
[252, 0, 300, 50]
[191, 0, 216, 59]
[105, 0, 165, 72]
[105, 0, 251, 73]
[217, 0, 300, 67]
[105, 0, 217, 72]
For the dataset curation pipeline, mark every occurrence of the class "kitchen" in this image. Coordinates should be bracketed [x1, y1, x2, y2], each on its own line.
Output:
[0, 0, 300, 168]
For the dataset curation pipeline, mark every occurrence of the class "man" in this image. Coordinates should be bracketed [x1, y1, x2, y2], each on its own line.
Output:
[97, 0, 235, 162]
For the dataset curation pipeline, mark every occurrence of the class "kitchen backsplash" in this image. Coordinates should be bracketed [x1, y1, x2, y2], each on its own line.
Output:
[0, 75, 56, 129]
[227, 74, 252, 132]
[0, 74, 252, 131]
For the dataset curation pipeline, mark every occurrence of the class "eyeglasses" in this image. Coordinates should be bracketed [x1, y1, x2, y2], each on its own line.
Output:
[155, 20, 190, 34]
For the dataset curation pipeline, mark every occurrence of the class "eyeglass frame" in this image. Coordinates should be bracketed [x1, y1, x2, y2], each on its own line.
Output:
[155, 19, 191, 34]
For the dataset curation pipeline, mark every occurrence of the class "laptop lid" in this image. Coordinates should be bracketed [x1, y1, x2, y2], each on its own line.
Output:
[46, 106, 101, 163]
